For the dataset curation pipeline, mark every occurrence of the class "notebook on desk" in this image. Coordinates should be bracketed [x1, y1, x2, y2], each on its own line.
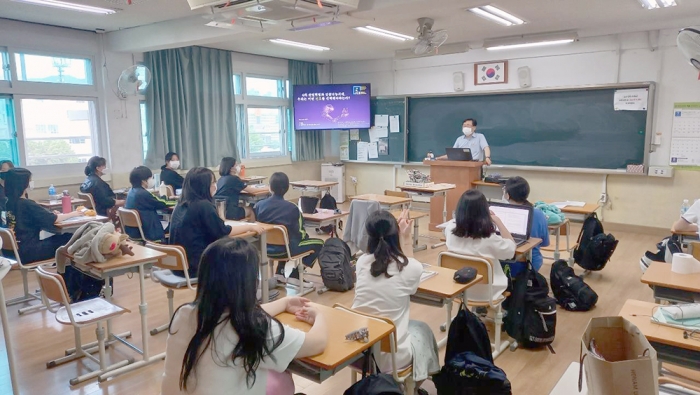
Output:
[488, 202, 533, 247]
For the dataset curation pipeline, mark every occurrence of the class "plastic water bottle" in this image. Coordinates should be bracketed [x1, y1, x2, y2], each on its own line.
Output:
[681, 199, 691, 216]
[48, 184, 56, 197]
[159, 182, 167, 198]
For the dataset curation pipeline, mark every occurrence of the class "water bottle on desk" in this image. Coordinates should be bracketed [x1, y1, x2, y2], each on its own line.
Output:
[681, 199, 690, 216]
[61, 191, 71, 214]
[48, 184, 56, 198]
[159, 182, 167, 198]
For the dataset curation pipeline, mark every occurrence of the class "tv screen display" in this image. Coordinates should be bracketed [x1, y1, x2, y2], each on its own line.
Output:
[293, 83, 371, 130]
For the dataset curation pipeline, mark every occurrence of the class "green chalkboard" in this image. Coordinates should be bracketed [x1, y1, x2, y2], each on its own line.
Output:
[407, 86, 651, 169]
[348, 97, 406, 163]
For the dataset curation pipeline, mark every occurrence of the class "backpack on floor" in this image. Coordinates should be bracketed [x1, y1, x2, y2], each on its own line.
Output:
[550, 260, 598, 312]
[318, 193, 342, 235]
[298, 196, 319, 214]
[444, 302, 494, 365]
[640, 236, 681, 273]
[62, 265, 112, 303]
[573, 213, 618, 271]
[433, 351, 512, 395]
[318, 237, 354, 292]
[504, 263, 556, 351]
[344, 351, 402, 395]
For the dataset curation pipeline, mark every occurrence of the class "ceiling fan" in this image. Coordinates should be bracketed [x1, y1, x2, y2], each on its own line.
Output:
[412, 17, 448, 56]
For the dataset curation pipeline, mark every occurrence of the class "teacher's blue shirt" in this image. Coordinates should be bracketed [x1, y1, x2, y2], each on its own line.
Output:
[453, 133, 489, 161]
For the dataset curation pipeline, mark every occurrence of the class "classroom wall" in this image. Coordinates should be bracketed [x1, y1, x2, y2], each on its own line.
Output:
[330, 29, 700, 229]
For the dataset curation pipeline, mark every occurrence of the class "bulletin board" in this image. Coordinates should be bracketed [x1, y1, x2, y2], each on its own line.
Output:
[345, 97, 406, 163]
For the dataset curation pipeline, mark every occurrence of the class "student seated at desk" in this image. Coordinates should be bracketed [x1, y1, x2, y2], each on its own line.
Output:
[169, 167, 263, 278]
[4, 168, 81, 263]
[501, 176, 550, 278]
[0, 160, 14, 212]
[352, 210, 438, 384]
[254, 172, 324, 286]
[125, 166, 176, 242]
[444, 189, 516, 303]
[673, 199, 700, 232]
[214, 157, 255, 220]
[80, 156, 124, 217]
[160, 152, 184, 191]
[162, 238, 327, 395]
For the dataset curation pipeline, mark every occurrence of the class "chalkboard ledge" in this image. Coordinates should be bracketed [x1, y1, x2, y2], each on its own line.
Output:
[341, 160, 407, 165]
[407, 162, 649, 176]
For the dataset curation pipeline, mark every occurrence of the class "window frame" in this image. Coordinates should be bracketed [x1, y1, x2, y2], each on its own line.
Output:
[14, 51, 94, 86]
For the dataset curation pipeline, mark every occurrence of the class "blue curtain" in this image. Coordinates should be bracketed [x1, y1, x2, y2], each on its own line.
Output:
[289, 60, 324, 162]
[144, 46, 238, 169]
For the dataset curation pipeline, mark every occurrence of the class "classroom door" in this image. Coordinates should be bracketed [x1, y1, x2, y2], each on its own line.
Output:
[0, 96, 18, 164]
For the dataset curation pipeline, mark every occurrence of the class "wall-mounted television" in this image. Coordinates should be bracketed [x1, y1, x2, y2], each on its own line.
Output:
[293, 83, 371, 131]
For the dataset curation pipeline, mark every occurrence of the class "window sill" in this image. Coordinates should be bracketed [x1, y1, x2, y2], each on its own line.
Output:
[242, 155, 292, 169]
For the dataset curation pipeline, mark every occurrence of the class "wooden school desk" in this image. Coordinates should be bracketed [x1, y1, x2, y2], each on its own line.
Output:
[54, 215, 109, 234]
[37, 198, 87, 211]
[65, 243, 167, 381]
[472, 180, 503, 201]
[290, 180, 338, 197]
[390, 210, 429, 252]
[641, 261, 700, 304]
[302, 210, 348, 231]
[619, 299, 700, 372]
[242, 175, 267, 185]
[276, 303, 394, 383]
[542, 219, 572, 264]
[411, 265, 482, 348]
[516, 237, 542, 261]
[671, 227, 698, 247]
[226, 221, 275, 302]
[544, 200, 600, 222]
[240, 186, 271, 204]
[397, 183, 456, 231]
[351, 194, 412, 210]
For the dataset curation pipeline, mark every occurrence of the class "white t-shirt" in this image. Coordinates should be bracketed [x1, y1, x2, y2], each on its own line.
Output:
[444, 222, 516, 302]
[682, 200, 700, 225]
[161, 304, 306, 395]
[352, 253, 423, 372]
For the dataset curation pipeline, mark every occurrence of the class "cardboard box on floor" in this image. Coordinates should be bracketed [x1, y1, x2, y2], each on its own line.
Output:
[579, 317, 659, 395]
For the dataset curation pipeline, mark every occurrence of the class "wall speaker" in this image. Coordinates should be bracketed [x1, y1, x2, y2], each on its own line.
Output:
[453, 72, 465, 92]
[517, 66, 531, 88]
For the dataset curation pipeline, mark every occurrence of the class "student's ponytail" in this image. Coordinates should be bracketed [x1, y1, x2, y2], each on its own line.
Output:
[365, 211, 409, 278]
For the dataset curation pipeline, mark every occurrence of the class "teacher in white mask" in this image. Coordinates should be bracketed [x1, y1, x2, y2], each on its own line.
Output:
[438, 118, 491, 165]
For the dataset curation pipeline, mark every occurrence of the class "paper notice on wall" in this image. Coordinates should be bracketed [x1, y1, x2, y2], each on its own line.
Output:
[378, 138, 389, 156]
[368, 142, 379, 159]
[350, 129, 360, 141]
[613, 88, 648, 111]
[340, 146, 349, 161]
[670, 103, 700, 166]
[369, 126, 388, 142]
[389, 115, 400, 133]
[339, 130, 350, 161]
[375, 114, 389, 127]
[357, 142, 369, 162]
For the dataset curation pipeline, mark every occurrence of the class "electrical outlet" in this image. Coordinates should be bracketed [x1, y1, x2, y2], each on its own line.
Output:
[350, 176, 358, 184]
[600, 193, 607, 203]
[648, 166, 673, 178]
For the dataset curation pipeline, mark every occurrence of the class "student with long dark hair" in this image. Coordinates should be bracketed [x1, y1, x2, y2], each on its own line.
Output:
[0, 160, 14, 212]
[445, 189, 516, 302]
[160, 152, 184, 191]
[503, 177, 550, 277]
[352, 210, 437, 381]
[161, 238, 327, 395]
[124, 166, 176, 242]
[214, 157, 256, 220]
[5, 168, 81, 263]
[169, 167, 263, 278]
[79, 156, 124, 216]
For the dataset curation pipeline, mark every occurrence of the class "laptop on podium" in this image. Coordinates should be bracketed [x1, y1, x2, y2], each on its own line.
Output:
[445, 148, 474, 161]
[488, 202, 534, 247]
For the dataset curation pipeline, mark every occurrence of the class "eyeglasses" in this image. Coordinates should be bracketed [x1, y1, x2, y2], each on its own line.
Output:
[683, 329, 700, 341]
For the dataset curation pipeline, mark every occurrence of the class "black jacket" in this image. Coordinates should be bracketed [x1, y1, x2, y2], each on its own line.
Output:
[125, 187, 175, 241]
[160, 166, 184, 191]
[80, 174, 115, 216]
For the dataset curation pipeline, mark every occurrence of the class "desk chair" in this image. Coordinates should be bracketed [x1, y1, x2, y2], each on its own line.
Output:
[333, 304, 415, 395]
[35, 265, 131, 385]
[385, 190, 409, 198]
[438, 251, 511, 359]
[543, 219, 572, 265]
[77, 192, 96, 210]
[117, 208, 146, 244]
[165, 185, 175, 199]
[144, 242, 196, 335]
[0, 228, 53, 315]
[265, 225, 315, 297]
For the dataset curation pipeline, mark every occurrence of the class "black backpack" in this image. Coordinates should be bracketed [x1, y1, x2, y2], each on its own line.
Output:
[299, 196, 319, 214]
[504, 263, 556, 351]
[318, 238, 354, 292]
[343, 351, 402, 395]
[444, 302, 494, 365]
[550, 260, 598, 312]
[318, 193, 341, 235]
[62, 265, 113, 302]
[573, 213, 618, 271]
[433, 351, 512, 395]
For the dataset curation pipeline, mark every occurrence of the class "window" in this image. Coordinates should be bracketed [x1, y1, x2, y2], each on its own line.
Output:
[246, 76, 285, 98]
[20, 99, 96, 165]
[0, 50, 8, 81]
[140, 101, 148, 160]
[233, 74, 242, 95]
[247, 107, 283, 155]
[14, 53, 93, 85]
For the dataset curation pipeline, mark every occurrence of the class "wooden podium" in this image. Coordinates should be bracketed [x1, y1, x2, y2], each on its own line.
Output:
[423, 160, 483, 231]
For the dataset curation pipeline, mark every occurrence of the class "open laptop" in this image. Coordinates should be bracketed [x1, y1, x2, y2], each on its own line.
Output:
[488, 202, 534, 247]
[445, 147, 473, 161]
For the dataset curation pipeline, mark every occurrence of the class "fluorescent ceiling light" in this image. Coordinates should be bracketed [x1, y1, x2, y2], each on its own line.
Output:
[481, 5, 525, 25]
[469, 7, 512, 26]
[12, 0, 117, 14]
[486, 39, 574, 51]
[354, 26, 414, 41]
[269, 39, 330, 51]
[637, 0, 676, 8]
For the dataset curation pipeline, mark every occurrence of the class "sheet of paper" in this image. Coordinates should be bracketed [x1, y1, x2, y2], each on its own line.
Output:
[378, 138, 389, 156]
[339, 130, 349, 161]
[613, 88, 649, 111]
[349, 129, 360, 141]
[670, 103, 700, 166]
[368, 142, 379, 159]
[369, 127, 379, 143]
[340, 146, 349, 161]
[389, 115, 400, 133]
[339, 130, 349, 144]
[551, 201, 586, 208]
[375, 114, 389, 127]
[356, 142, 369, 162]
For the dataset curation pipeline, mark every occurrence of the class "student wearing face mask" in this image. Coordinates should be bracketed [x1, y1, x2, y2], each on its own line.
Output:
[438, 118, 492, 165]
[214, 157, 256, 220]
[161, 152, 184, 191]
[5, 168, 81, 263]
[80, 156, 125, 217]
[124, 166, 176, 242]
